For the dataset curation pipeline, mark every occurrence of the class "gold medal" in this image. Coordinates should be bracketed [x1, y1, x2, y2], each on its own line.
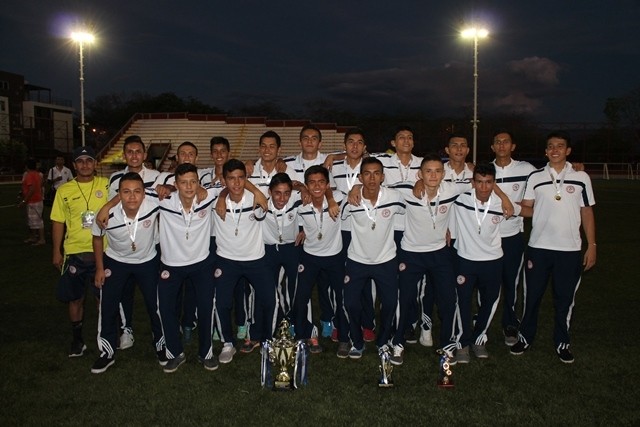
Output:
[131, 242, 136, 251]
[317, 232, 323, 240]
[555, 194, 562, 201]
[235, 228, 239, 236]
[371, 223, 376, 230]
[278, 235, 283, 243]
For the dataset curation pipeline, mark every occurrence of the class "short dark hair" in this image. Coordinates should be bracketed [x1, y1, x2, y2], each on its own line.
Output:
[223, 159, 246, 178]
[448, 134, 468, 145]
[360, 157, 383, 173]
[344, 127, 365, 143]
[210, 136, 230, 152]
[304, 165, 329, 184]
[473, 162, 496, 180]
[260, 131, 281, 148]
[119, 172, 144, 190]
[421, 153, 444, 167]
[546, 130, 571, 148]
[175, 163, 198, 177]
[124, 135, 145, 152]
[492, 128, 514, 141]
[269, 172, 293, 190]
[300, 124, 322, 141]
[394, 125, 414, 139]
[178, 141, 198, 156]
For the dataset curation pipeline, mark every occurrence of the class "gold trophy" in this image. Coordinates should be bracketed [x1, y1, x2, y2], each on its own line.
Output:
[261, 319, 307, 390]
[436, 349, 454, 388]
[378, 345, 394, 388]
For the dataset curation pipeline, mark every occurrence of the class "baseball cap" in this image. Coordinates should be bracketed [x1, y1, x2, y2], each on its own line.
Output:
[73, 146, 96, 161]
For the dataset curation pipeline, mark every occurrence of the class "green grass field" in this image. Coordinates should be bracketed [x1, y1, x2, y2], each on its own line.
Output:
[1, 180, 639, 426]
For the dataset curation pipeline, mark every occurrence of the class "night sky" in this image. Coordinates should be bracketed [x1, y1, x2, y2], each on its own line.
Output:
[2, 0, 639, 124]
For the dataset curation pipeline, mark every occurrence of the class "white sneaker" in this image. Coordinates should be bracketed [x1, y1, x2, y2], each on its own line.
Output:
[419, 329, 433, 347]
[390, 344, 404, 366]
[119, 329, 134, 350]
[219, 342, 236, 364]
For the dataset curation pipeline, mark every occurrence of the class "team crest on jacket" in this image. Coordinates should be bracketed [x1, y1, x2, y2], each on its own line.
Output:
[198, 210, 206, 218]
[492, 215, 501, 224]
[249, 213, 256, 221]
[398, 262, 407, 272]
[456, 275, 466, 285]
[104, 269, 112, 278]
[297, 264, 305, 273]
[512, 183, 520, 192]
[95, 190, 104, 198]
[381, 208, 391, 218]
[344, 275, 350, 284]
[160, 270, 170, 279]
[439, 205, 448, 214]
[214, 268, 222, 278]
[69, 265, 77, 274]
[527, 260, 533, 269]
[288, 213, 295, 221]
[143, 219, 152, 228]
[566, 185, 575, 193]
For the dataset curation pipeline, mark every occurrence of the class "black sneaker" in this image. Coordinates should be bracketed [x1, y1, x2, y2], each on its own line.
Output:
[163, 353, 186, 373]
[91, 356, 115, 374]
[510, 340, 529, 356]
[557, 348, 574, 364]
[69, 340, 87, 358]
[503, 326, 519, 347]
[404, 328, 418, 345]
[198, 356, 219, 371]
[156, 350, 168, 367]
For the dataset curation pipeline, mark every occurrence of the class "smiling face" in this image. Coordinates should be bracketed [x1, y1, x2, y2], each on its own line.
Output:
[305, 172, 329, 204]
[545, 137, 571, 166]
[269, 182, 292, 210]
[177, 145, 198, 165]
[445, 137, 469, 163]
[259, 137, 280, 163]
[123, 142, 146, 171]
[211, 143, 230, 168]
[391, 130, 414, 155]
[73, 157, 96, 180]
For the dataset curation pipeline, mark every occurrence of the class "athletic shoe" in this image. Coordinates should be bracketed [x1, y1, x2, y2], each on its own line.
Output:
[69, 340, 87, 358]
[472, 344, 489, 359]
[240, 339, 260, 354]
[557, 347, 575, 364]
[91, 356, 115, 374]
[156, 350, 168, 366]
[348, 345, 365, 359]
[510, 340, 530, 355]
[163, 353, 186, 373]
[321, 321, 333, 338]
[362, 328, 376, 343]
[419, 329, 434, 347]
[336, 342, 350, 359]
[183, 326, 192, 343]
[119, 329, 134, 350]
[503, 326, 519, 346]
[308, 337, 323, 354]
[390, 344, 404, 366]
[219, 342, 237, 363]
[330, 328, 339, 343]
[237, 325, 247, 340]
[198, 356, 220, 371]
[456, 346, 470, 364]
[404, 328, 418, 345]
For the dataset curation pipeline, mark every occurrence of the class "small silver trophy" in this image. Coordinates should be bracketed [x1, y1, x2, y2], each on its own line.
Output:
[436, 349, 454, 388]
[261, 319, 308, 390]
[378, 345, 394, 388]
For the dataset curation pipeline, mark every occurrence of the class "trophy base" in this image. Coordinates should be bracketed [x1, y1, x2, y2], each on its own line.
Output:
[273, 380, 294, 391]
[437, 378, 454, 389]
[378, 382, 394, 388]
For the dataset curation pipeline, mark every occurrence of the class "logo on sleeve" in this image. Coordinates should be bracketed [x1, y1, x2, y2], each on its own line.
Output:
[439, 205, 448, 214]
[381, 208, 391, 218]
[566, 185, 575, 194]
[95, 190, 104, 198]
[143, 219, 152, 228]
[512, 183, 520, 192]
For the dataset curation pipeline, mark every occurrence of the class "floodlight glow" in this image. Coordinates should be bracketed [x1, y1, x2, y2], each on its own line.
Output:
[71, 31, 95, 43]
[461, 28, 489, 39]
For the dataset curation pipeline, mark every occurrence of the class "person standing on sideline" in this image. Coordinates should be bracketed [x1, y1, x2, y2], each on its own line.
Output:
[511, 131, 596, 363]
[50, 146, 110, 357]
[20, 159, 46, 245]
[46, 155, 73, 204]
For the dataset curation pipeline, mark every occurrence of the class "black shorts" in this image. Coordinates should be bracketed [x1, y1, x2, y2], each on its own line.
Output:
[56, 253, 99, 302]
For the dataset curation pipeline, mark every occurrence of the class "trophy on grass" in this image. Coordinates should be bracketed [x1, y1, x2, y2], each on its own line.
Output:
[378, 345, 394, 388]
[261, 319, 307, 391]
[436, 349, 454, 388]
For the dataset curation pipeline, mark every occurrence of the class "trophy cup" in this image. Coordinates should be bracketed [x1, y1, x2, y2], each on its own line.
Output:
[378, 345, 394, 388]
[436, 349, 454, 388]
[261, 319, 307, 391]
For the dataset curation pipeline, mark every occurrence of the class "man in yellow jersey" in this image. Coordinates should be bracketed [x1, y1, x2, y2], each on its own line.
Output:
[51, 146, 110, 358]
